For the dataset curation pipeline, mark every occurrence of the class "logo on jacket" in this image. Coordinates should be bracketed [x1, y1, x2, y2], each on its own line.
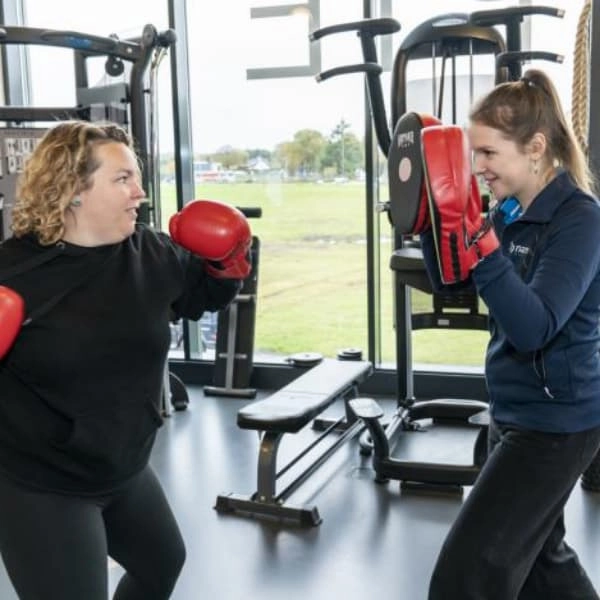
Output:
[508, 241, 530, 257]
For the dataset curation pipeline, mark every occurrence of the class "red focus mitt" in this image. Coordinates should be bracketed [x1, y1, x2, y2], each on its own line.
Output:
[387, 112, 442, 234]
[421, 125, 498, 284]
[169, 199, 252, 279]
[0, 286, 24, 359]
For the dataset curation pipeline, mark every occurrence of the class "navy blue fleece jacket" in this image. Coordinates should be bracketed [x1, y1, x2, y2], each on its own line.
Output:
[422, 171, 600, 433]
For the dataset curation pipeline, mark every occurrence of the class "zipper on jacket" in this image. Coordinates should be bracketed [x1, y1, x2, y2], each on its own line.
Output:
[533, 350, 554, 398]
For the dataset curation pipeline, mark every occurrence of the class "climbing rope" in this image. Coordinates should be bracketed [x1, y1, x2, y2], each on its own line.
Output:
[571, 0, 592, 156]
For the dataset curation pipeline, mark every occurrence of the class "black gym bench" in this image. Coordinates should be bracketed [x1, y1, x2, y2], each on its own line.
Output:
[215, 358, 373, 527]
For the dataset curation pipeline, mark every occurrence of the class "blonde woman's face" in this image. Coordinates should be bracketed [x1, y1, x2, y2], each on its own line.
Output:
[68, 142, 145, 246]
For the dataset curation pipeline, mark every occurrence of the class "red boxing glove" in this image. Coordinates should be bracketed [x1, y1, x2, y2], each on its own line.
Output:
[464, 176, 500, 262]
[421, 125, 498, 284]
[0, 286, 25, 359]
[169, 199, 252, 279]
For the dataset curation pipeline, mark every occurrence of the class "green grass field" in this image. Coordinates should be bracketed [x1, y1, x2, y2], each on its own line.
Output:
[160, 181, 488, 366]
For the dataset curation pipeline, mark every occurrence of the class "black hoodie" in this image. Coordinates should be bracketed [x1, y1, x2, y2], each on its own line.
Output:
[0, 224, 240, 493]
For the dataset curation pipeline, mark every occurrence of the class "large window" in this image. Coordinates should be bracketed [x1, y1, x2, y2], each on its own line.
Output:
[185, 1, 370, 364]
[182, 0, 583, 370]
[16, 0, 585, 372]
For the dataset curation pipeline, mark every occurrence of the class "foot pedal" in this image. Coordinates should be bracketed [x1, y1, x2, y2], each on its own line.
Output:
[349, 397, 384, 420]
[468, 408, 490, 426]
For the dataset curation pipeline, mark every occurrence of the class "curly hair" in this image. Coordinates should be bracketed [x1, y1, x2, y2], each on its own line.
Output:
[469, 69, 595, 196]
[12, 120, 135, 245]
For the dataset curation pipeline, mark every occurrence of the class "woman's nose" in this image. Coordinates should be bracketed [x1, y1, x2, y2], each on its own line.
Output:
[132, 180, 145, 197]
[472, 154, 485, 175]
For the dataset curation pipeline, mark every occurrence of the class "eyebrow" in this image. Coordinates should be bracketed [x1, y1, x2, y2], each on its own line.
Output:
[113, 167, 141, 179]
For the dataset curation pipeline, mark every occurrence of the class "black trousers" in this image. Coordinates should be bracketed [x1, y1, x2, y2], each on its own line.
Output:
[0, 465, 185, 600]
[429, 418, 600, 600]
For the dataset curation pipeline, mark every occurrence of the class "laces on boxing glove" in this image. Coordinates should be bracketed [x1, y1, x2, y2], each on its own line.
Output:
[204, 241, 252, 279]
[466, 217, 499, 261]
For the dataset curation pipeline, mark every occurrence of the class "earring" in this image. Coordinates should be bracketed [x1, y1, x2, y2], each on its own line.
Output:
[70, 196, 81, 207]
[531, 160, 539, 175]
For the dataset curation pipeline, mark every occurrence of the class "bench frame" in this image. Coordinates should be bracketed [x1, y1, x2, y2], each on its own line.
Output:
[215, 358, 372, 526]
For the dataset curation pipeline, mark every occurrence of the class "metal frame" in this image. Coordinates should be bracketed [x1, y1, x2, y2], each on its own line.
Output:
[168, 0, 196, 359]
[215, 359, 372, 526]
[0, 0, 29, 105]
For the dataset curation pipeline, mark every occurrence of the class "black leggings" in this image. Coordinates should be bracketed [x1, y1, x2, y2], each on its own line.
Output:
[429, 419, 600, 600]
[0, 465, 185, 600]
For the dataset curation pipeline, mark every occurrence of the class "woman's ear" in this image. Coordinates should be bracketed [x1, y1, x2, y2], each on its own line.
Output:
[527, 132, 547, 161]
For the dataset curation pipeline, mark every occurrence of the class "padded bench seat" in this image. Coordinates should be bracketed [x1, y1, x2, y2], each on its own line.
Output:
[237, 358, 373, 433]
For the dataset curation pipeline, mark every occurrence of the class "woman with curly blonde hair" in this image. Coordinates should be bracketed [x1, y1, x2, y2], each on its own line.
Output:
[0, 120, 248, 599]
[12, 121, 134, 244]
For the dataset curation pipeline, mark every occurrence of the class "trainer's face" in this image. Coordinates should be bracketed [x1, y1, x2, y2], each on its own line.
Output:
[66, 142, 145, 246]
[468, 122, 539, 209]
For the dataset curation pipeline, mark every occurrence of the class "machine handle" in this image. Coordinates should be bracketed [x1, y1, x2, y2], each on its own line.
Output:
[310, 18, 397, 157]
[316, 62, 382, 83]
[238, 207, 262, 219]
[497, 50, 564, 69]
[310, 17, 400, 42]
[470, 5, 564, 28]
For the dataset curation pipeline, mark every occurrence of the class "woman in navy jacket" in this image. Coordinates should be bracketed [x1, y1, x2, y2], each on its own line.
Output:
[426, 69, 600, 599]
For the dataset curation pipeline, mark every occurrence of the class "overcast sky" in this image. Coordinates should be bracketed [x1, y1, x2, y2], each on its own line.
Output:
[20, 0, 581, 154]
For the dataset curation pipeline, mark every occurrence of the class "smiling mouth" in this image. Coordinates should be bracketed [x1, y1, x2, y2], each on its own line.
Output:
[483, 179, 500, 193]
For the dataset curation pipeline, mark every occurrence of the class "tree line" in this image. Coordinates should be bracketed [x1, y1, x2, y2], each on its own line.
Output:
[160, 119, 365, 181]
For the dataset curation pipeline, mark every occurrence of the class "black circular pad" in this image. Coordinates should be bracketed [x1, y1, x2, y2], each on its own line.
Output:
[337, 347, 363, 361]
[286, 352, 324, 368]
[388, 112, 440, 234]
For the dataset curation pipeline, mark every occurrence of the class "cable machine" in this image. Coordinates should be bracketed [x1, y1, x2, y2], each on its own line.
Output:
[311, 5, 564, 492]
[0, 23, 187, 413]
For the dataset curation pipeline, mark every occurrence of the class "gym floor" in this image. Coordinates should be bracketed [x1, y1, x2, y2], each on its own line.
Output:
[1, 387, 599, 600]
